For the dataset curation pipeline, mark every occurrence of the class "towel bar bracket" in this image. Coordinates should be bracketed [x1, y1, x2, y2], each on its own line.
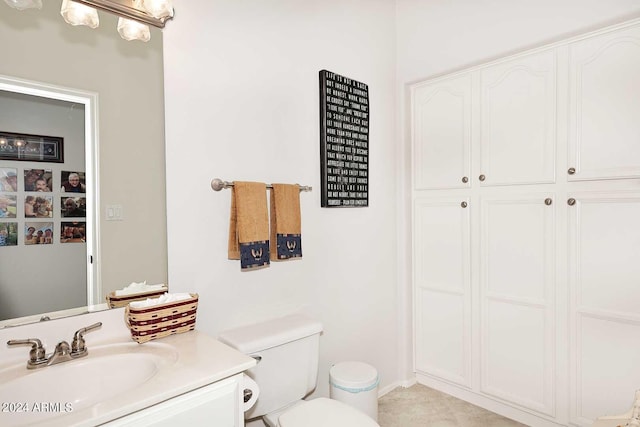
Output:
[210, 178, 312, 192]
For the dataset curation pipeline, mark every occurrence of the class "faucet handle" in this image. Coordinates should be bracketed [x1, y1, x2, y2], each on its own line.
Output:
[7, 338, 48, 367]
[71, 322, 102, 356]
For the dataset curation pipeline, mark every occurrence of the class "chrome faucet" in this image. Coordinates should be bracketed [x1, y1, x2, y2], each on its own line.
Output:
[7, 322, 102, 370]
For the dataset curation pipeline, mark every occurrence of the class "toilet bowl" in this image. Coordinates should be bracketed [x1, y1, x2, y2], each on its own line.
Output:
[273, 398, 379, 427]
[218, 314, 380, 427]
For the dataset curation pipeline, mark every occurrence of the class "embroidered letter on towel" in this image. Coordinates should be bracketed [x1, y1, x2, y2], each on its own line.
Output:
[228, 182, 270, 270]
[270, 184, 302, 260]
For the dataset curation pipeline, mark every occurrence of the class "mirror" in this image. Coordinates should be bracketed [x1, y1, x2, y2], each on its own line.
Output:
[0, 80, 98, 325]
[0, 1, 168, 327]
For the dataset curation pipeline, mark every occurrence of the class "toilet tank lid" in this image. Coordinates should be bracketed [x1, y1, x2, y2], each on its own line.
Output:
[218, 313, 323, 354]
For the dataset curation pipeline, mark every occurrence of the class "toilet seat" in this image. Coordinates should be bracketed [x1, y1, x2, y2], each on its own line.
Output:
[278, 398, 380, 427]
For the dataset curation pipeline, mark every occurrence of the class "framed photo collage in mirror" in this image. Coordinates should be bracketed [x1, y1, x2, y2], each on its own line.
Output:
[0, 165, 86, 247]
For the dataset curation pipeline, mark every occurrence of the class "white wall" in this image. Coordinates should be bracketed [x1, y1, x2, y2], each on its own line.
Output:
[396, 0, 640, 83]
[164, 0, 400, 401]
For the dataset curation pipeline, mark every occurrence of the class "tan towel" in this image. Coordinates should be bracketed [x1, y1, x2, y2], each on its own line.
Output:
[228, 182, 270, 270]
[269, 184, 302, 261]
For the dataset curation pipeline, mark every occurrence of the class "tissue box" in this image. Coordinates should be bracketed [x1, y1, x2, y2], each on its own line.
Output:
[125, 293, 199, 344]
[106, 288, 168, 309]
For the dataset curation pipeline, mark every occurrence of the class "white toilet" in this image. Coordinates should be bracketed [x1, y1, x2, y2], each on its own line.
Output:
[218, 314, 380, 427]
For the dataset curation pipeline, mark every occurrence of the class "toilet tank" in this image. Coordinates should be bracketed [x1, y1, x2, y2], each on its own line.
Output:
[218, 314, 323, 419]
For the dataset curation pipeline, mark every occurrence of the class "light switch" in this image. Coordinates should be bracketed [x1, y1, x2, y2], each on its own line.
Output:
[106, 204, 124, 221]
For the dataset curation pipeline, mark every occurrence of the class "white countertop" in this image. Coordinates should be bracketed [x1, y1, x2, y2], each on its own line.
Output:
[0, 308, 256, 427]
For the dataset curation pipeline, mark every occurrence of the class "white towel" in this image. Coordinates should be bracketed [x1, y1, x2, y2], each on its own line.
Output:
[129, 293, 192, 309]
[114, 281, 167, 296]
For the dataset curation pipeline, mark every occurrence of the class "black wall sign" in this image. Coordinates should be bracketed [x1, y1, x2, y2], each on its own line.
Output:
[319, 70, 369, 208]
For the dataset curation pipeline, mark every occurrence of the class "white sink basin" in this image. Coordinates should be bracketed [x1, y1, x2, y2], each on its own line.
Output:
[0, 342, 178, 427]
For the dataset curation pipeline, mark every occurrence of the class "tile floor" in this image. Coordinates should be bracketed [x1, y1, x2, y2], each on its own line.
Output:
[378, 384, 527, 427]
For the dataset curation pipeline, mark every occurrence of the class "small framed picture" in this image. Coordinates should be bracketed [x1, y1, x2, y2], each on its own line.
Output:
[61, 222, 85, 243]
[24, 195, 54, 218]
[24, 168, 52, 192]
[0, 167, 18, 192]
[0, 222, 18, 247]
[0, 194, 17, 218]
[60, 171, 86, 193]
[25, 222, 54, 245]
[0, 131, 63, 163]
[34, 195, 53, 218]
[61, 196, 86, 218]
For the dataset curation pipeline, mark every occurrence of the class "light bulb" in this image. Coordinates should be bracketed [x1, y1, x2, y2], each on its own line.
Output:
[117, 17, 150, 42]
[4, 0, 42, 10]
[60, 0, 99, 29]
[141, 0, 173, 19]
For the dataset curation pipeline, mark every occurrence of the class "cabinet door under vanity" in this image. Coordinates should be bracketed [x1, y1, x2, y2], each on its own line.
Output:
[103, 374, 244, 427]
[411, 18, 640, 427]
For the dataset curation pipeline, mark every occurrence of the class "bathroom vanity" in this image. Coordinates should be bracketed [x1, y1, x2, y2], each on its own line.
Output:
[0, 308, 255, 427]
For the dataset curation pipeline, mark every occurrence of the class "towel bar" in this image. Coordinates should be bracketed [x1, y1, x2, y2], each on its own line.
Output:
[211, 178, 312, 192]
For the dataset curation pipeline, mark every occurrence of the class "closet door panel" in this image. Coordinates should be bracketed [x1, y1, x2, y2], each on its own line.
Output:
[480, 195, 555, 416]
[571, 194, 640, 315]
[412, 75, 472, 190]
[568, 192, 640, 425]
[484, 301, 548, 412]
[576, 317, 640, 424]
[568, 25, 640, 181]
[480, 50, 557, 186]
[415, 289, 467, 385]
[414, 198, 471, 387]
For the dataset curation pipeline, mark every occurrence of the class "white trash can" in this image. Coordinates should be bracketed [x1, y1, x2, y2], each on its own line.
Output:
[329, 361, 379, 421]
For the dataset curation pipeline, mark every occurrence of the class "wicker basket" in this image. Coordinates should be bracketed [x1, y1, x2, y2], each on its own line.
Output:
[125, 293, 198, 344]
[106, 288, 168, 309]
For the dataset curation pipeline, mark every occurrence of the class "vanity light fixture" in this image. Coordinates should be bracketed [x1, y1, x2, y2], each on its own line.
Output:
[3, 0, 41, 10]
[70, 0, 173, 29]
[4, 0, 173, 42]
[69, 0, 174, 41]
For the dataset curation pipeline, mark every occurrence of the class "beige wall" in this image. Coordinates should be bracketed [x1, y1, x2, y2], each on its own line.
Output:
[0, 3, 168, 301]
[0, 93, 86, 320]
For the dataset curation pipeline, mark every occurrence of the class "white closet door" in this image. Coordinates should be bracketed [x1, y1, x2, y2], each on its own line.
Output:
[480, 194, 556, 416]
[568, 25, 640, 181]
[412, 74, 472, 190]
[479, 50, 557, 186]
[413, 198, 471, 387]
[567, 192, 640, 426]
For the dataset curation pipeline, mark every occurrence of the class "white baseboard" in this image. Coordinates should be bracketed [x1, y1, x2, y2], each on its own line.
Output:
[378, 377, 418, 398]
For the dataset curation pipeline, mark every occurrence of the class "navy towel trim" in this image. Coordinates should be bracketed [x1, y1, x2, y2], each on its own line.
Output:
[277, 234, 302, 259]
[240, 240, 270, 270]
